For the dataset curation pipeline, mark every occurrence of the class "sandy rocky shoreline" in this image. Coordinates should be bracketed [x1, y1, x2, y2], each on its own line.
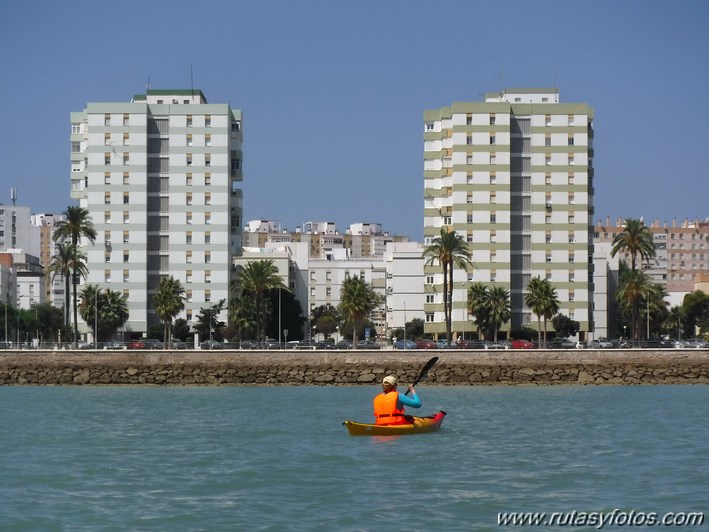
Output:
[1, 349, 708, 386]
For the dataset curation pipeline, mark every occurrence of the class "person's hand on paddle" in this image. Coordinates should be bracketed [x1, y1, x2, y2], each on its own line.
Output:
[407, 384, 416, 395]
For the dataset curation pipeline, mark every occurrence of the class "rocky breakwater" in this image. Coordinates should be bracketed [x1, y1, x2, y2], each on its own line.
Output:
[1, 349, 709, 386]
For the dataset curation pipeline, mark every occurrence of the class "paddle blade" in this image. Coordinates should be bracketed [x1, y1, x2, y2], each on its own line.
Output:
[406, 356, 439, 395]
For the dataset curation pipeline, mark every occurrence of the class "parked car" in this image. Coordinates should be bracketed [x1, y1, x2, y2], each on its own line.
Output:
[393, 339, 416, 350]
[415, 339, 437, 349]
[511, 339, 534, 349]
[200, 340, 223, 350]
[357, 341, 380, 350]
[143, 339, 164, 349]
[589, 338, 613, 349]
[456, 339, 487, 349]
[126, 340, 147, 349]
[169, 339, 187, 350]
[103, 341, 127, 350]
[494, 340, 512, 350]
[684, 338, 709, 349]
[335, 340, 352, 350]
[436, 339, 454, 349]
[548, 338, 576, 349]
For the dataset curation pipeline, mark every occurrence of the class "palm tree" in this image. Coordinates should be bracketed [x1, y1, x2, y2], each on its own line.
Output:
[235, 260, 286, 343]
[79, 285, 128, 343]
[228, 290, 257, 345]
[153, 276, 186, 348]
[525, 277, 560, 348]
[611, 218, 656, 272]
[53, 206, 97, 347]
[338, 276, 381, 347]
[78, 284, 101, 343]
[422, 228, 473, 342]
[467, 283, 490, 340]
[616, 268, 651, 342]
[487, 286, 511, 342]
[46, 242, 75, 333]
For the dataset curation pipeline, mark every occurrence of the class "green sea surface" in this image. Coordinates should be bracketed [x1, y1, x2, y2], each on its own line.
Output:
[1, 386, 707, 531]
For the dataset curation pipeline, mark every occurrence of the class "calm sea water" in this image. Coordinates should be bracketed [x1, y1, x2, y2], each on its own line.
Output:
[1, 385, 707, 531]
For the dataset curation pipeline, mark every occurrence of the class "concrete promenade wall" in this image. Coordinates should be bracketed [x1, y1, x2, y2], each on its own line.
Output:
[1, 349, 708, 386]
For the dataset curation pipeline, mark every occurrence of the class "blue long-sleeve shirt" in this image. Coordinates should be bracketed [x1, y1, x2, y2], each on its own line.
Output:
[398, 392, 421, 409]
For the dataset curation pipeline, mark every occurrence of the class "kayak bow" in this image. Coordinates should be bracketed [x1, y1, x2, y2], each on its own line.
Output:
[343, 411, 446, 436]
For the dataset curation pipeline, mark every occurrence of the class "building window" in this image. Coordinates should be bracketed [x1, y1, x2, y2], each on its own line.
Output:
[490, 232, 497, 243]
[123, 212, 129, 224]
[105, 153, 111, 165]
[104, 193, 111, 205]
[490, 153, 496, 165]
[426, 294, 435, 303]
[489, 114, 496, 125]
[205, 213, 211, 225]
[467, 214, 473, 224]
[205, 155, 211, 167]
[545, 155, 551, 166]
[426, 276, 434, 284]
[568, 135, 574, 146]
[123, 133, 129, 146]
[490, 135, 496, 145]
[425, 313, 435, 323]
[104, 173, 111, 185]
[568, 155, 575, 166]
[187, 115, 192, 127]
[186, 134, 193, 147]
[186, 251, 192, 263]
[186, 232, 192, 244]
[545, 233, 552, 244]
[186, 173, 192, 186]
[186, 213, 192, 225]
[545, 135, 551, 147]
[105, 253, 111, 263]
[205, 115, 211, 127]
[123, 252, 129, 263]
[425, 122, 434, 131]
[443, 216, 451, 225]
[545, 115, 551, 127]
[205, 231, 211, 244]
[546, 254, 552, 263]
[205, 173, 211, 186]
[545, 173, 552, 185]
[205, 134, 211, 147]
[466, 135, 473, 145]
[205, 290, 211, 303]
[123, 231, 129, 244]
[186, 193, 192, 206]
[205, 271, 211, 284]
[205, 193, 211, 205]
[186, 270, 192, 283]
[490, 173, 496, 184]
[123, 270, 129, 282]
[186, 290, 192, 303]
[186, 154, 193, 166]
[123, 172, 129, 185]
[123, 193, 129, 204]
[205, 252, 211, 264]
[104, 113, 111, 126]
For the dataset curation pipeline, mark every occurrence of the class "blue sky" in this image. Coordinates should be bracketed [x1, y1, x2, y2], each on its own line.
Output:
[1, 0, 707, 241]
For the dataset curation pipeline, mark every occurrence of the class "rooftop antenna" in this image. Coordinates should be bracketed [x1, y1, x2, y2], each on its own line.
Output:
[190, 65, 194, 100]
[146, 74, 151, 92]
[11, 187, 16, 206]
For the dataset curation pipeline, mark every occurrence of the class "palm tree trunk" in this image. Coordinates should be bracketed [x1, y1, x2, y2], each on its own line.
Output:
[72, 269, 78, 348]
[537, 316, 542, 347]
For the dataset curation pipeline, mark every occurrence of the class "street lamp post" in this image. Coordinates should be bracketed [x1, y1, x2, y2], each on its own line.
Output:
[94, 288, 101, 347]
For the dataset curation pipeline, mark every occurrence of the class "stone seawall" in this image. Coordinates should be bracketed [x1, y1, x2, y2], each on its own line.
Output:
[1, 350, 709, 386]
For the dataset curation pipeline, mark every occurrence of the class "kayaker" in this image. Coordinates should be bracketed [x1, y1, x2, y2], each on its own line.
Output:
[373, 375, 421, 425]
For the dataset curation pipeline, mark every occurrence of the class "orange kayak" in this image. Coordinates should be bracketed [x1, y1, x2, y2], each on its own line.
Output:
[343, 411, 446, 436]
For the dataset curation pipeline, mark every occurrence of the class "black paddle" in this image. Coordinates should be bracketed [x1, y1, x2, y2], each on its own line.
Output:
[405, 356, 439, 396]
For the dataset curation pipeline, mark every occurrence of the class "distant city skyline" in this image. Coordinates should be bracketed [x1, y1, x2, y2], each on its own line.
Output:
[2, 1, 708, 241]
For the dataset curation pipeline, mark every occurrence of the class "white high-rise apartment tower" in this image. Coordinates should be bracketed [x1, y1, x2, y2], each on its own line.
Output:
[423, 89, 594, 340]
[70, 89, 243, 335]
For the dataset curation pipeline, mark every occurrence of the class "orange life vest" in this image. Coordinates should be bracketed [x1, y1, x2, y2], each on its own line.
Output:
[373, 390, 407, 425]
